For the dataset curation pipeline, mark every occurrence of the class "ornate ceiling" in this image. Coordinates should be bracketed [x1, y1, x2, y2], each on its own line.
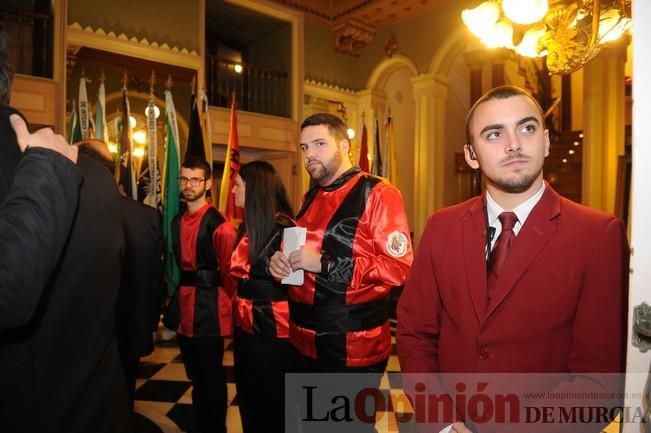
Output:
[268, 0, 452, 56]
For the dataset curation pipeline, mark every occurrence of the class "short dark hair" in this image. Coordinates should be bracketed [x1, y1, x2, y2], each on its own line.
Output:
[77, 140, 115, 174]
[182, 157, 211, 179]
[465, 85, 544, 146]
[238, 160, 294, 262]
[300, 113, 348, 142]
[0, 26, 14, 105]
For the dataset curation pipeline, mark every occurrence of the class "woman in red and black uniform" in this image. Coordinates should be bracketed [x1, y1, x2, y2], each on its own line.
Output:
[230, 161, 294, 433]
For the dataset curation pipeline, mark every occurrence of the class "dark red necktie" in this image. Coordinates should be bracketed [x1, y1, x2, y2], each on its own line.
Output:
[487, 212, 518, 307]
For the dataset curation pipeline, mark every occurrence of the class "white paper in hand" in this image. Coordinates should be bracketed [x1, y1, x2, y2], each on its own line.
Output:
[282, 227, 307, 285]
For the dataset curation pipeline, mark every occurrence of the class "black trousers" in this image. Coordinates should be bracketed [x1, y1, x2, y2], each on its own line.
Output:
[287, 347, 388, 433]
[233, 327, 291, 433]
[177, 334, 227, 433]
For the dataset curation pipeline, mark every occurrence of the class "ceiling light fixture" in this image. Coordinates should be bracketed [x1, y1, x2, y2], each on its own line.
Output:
[462, 0, 632, 74]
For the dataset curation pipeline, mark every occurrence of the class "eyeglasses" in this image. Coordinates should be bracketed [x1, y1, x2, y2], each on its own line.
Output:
[178, 176, 206, 186]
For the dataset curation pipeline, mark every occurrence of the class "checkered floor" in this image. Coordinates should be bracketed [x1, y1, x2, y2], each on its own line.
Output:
[133, 319, 418, 433]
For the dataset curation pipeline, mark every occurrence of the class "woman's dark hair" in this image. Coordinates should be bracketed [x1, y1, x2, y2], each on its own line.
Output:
[238, 160, 294, 261]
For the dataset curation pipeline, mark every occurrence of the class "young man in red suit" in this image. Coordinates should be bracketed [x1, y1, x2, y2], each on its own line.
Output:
[397, 85, 628, 433]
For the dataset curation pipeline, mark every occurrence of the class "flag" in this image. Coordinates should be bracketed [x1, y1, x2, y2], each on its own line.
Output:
[358, 117, 369, 172]
[219, 94, 242, 220]
[371, 117, 383, 177]
[384, 110, 397, 184]
[200, 87, 218, 205]
[163, 87, 181, 295]
[117, 78, 137, 200]
[78, 74, 90, 140]
[184, 78, 206, 161]
[94, 73, 108, 144]
[142, 80, 161, 209]
[67, 99, 82, 144]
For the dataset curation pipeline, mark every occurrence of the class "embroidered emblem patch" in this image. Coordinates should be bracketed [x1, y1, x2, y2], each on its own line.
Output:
[385, 231, 408, 258]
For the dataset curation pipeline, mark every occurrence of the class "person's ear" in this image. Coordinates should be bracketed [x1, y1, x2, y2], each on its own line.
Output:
[340, 138, 350, 154]
[464, 144, 480, 169]
[543, 129, 550, 157]
[205, 178, 212, 191]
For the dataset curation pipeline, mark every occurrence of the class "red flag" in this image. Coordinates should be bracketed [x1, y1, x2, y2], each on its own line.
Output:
[358, 121, 369, 172]
[219, 94, 243, 221]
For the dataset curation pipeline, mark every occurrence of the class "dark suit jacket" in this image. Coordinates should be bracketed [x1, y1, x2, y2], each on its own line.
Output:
[117, 195, 163, 360]
[0, 117, 132, 433]
[0, 148, 81, 330]
[0, 104, 23, 199]
[397, 185, 628, 433]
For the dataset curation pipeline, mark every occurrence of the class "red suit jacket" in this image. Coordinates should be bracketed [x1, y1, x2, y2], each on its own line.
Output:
[397, 185, 628, 433]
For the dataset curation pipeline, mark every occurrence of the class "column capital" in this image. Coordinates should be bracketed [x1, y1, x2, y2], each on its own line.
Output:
[357, 89, 387, 111]
[463, 50, 489, 70]
[411, 73, 448, 100]
[486, 48, 511, 65]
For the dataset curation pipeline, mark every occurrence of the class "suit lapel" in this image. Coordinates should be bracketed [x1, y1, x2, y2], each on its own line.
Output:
[485, 185, 561, 319]
[462, 196, 490, 324]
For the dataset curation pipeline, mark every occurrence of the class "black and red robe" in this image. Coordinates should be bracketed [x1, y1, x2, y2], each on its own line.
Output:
[289, 167, 413, 367]
[168, 203, 236, 338]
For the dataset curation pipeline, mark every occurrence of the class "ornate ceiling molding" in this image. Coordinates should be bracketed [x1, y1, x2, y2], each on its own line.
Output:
[268, 0, 447, 57]
[333, 19, 375, 57]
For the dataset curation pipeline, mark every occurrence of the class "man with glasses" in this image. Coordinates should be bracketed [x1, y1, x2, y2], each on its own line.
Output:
[165, 157, 236, 433]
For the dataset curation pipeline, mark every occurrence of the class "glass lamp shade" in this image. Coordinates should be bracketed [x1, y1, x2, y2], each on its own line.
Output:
[462, 1, 500, 38]
[502, 0, 549, 25]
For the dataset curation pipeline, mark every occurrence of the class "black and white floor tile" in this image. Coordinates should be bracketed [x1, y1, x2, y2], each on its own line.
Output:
[133, 319, 417, 433]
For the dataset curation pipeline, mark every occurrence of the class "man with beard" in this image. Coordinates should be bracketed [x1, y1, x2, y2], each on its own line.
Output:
[397, 86, 628, 433]
[269, 113, 413, 432]
[164, 157, 235, 433]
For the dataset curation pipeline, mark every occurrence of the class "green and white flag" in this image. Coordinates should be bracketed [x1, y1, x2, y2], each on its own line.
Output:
[68, 99, 82, 144]
[94, 74, 108, 143]
[163, 87, 181, 295]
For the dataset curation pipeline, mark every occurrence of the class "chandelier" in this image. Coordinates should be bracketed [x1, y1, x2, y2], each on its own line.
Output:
[461, 0, 632, 74]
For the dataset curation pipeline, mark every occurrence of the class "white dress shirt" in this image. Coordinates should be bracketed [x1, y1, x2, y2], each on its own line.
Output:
[485, 182, 546, 253]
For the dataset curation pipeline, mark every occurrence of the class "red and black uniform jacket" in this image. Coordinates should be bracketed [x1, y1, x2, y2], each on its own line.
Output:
[290, 167, 413, 367]
[167, 203, 236, 338]
[231, 213, 295, 338]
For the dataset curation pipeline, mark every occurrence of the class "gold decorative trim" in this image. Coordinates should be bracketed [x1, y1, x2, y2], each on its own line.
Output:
[67, 22, 201, 70]
[304, 79, 358, 97]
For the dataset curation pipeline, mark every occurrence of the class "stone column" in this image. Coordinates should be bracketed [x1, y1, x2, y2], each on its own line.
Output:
[582, 41, 627, 213]
[411, 73, 448, 244]
[463, 50, 486, 106]
[488, 48, 510, 88]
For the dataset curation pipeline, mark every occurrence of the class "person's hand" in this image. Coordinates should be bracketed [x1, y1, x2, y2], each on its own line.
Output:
[450, 422, 473, 433]
[288, 247, 321, 273]
[10, 114, 78, 163]
[269, 251, 291, 279]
